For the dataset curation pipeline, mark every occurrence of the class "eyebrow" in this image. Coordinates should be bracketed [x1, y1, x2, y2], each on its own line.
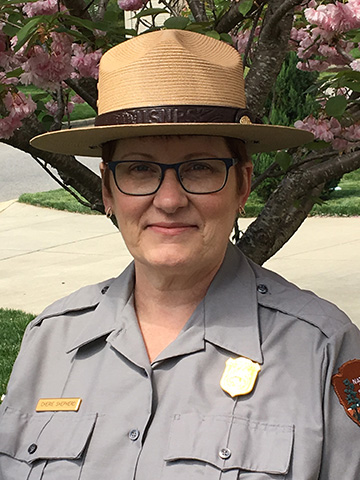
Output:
[115, 152, 225, 161]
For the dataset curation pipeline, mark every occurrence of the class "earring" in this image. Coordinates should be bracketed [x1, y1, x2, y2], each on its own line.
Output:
[238, 205, 246, 217]
[105, 206, 113, 218]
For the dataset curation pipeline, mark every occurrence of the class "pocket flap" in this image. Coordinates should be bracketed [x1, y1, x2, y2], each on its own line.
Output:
[0, 406, 97, 464]
[165, 413, 294, 474]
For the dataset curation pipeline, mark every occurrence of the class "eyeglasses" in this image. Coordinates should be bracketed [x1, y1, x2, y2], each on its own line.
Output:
[107, 158, 239, 196]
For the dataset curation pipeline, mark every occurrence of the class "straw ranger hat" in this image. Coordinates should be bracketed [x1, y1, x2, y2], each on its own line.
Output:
[30, 29, 313, 156]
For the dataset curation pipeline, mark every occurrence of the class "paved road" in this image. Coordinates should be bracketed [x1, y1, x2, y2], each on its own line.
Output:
[0, 143, 100, 201]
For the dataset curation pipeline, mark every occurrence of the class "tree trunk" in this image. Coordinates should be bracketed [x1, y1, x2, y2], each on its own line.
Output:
[239, 150, 360, 264]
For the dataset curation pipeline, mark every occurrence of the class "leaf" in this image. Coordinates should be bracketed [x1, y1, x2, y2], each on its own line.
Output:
[325, 95, 348, 117]
[220, 33, 233, 44]
[350, 48, 360, 59]
[306, 140, 331, 151]
[5, 67, 23, 78]
[133, 8, 168, 19]
[342, 81, 360, 93]
[164, 16, 190, 30]
[238, 0, 253, 17]
[14, 16, 45, 52]
[205, 31, 221, 40]
[275, 151, 292, 172]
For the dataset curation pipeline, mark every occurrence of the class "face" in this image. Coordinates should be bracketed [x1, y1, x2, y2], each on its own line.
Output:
[101, 136, 252, 276]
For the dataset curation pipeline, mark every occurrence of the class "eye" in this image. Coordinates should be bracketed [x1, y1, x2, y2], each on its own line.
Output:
[125, 162, 159, 176]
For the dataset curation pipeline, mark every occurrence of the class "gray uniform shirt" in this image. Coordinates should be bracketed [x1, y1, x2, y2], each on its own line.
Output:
[1, 244, 360, 479]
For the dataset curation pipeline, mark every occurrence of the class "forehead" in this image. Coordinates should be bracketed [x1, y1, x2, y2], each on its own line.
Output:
[112, 135, 231, 159]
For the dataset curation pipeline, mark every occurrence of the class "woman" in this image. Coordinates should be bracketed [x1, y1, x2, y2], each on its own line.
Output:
[1, 29, 359, 479]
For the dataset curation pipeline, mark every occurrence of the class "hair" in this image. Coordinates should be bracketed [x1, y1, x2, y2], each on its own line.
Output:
[101, 136, 250, 193]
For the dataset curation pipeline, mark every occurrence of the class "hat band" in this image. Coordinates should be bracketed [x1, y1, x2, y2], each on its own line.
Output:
[95, 105, 255, 127]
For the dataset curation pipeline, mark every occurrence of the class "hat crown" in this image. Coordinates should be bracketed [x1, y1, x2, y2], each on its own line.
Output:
[97, 30, 246, 115]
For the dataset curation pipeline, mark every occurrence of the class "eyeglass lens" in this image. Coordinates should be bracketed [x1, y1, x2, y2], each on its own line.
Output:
[113, 159, 232, 195]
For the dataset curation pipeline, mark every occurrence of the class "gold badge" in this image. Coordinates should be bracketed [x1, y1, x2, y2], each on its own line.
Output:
[220, 357, 261, 397]
[36, 398, 82, 412]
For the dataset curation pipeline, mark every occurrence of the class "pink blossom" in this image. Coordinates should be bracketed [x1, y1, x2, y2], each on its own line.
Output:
[20, 33, 73, 89]
[0, 115, 23, 139]
[71, 44, 102, 79]
[235, 27, 261, 54]
[118, 0, 147, 11]
[344, 124, 360, 141]
[305, 1, 360, 33]
[45, 100, 74, 116]
[331, 137, 348, 151]
[350, 59, 360, 71]
[3, 91, 36, 117]
[294, 115, 333, 142]
[22, 0, 59, 17]
[0, 90, 37, 140]
[297, 59, 330, 72]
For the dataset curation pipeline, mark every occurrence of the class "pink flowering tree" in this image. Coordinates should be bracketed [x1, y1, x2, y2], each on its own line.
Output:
[0, 0, 359, 264]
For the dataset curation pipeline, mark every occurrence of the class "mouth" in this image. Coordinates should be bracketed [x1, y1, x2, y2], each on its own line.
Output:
[146, 222, 198, 235]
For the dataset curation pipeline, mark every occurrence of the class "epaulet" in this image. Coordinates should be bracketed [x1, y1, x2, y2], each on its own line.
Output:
[29, 278, 115, 329]
[249, 260, 350, 338]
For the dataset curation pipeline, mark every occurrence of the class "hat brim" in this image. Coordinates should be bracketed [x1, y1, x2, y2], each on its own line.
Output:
[30, 123, 314, 157]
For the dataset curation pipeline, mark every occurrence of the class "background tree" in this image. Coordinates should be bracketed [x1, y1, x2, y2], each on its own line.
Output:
[0, 0, 359, 265]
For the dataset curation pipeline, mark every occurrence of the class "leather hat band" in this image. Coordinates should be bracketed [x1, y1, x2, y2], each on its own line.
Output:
[95, 105, 258, 126]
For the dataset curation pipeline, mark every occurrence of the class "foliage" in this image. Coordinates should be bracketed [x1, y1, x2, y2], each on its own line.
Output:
[0, 309, 35, 397]
[19, 188, 102, 213]
[253, 52, 320, 201]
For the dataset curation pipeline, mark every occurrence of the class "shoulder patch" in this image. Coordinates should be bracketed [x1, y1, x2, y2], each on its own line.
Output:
[332, 359, 360, 427]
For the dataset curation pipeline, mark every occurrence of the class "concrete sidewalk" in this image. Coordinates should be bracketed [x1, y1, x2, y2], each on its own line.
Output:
[0, 200, 359, 327]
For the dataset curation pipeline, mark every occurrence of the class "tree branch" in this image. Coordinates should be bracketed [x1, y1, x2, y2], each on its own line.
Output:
[65, 78, 98, 112]
[262, 0, 304, 36]
[245, 0, 302, 117]
[239, 148, 360, 264]
[1, 115, 104, 213]
[186, 0, 208, 22]
[62, 0, 93, 20]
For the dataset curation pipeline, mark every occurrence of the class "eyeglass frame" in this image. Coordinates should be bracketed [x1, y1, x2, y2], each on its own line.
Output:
[106, 157, 239, 196]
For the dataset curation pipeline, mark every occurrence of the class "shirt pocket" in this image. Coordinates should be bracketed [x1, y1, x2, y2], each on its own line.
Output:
[0, 406, 97, 480]
[164, 412, 294, 480]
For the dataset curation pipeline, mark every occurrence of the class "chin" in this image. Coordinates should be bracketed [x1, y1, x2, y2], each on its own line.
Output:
[143, 246, 196, 269]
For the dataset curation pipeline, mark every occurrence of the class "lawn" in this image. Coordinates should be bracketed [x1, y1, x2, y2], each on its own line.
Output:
[0, 309, 35, 398]
[246, 168, 360, 217]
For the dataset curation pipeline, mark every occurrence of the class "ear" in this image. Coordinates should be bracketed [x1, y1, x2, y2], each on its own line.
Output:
[238, 161, 253, 207]
[99, 161, 113, 210]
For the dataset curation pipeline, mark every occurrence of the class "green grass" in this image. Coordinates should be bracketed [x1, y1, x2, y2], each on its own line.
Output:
[246, 168, 360, 217]
[0, 309, 35, 398]
[19, 85, 95, 121]
[19, 189, 101, 214]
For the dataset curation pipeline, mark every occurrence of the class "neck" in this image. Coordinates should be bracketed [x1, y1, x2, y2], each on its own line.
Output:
[132, 259, 223, 361]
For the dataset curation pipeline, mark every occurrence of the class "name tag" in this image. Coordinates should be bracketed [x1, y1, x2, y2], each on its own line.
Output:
[36, 398, 82, 412]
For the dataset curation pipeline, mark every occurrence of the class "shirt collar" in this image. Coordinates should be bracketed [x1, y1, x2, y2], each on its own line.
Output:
[204, 243, 263, 364]
[67, 244, 263, 365]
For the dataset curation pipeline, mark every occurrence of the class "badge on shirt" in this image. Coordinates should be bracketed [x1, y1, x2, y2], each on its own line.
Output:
[220, 357, 261, 397]
[332, 359, 360, 427]
[36, 398, 82, 412]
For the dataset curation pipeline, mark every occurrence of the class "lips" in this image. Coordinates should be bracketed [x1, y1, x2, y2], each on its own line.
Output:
[146, 222, 198, 235]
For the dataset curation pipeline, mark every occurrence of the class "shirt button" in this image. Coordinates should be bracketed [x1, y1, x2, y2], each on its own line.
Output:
[28, 444, 38, 454]
[219, 447, 231, 459]
[128, 429, 140, 441]
[257, 284, 268, 294]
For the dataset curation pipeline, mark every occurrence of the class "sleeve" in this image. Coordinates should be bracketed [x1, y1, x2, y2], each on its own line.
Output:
[319, 322, 360, 479]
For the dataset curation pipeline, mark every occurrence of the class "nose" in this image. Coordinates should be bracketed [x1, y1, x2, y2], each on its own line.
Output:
[152, 169, 188, 213]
